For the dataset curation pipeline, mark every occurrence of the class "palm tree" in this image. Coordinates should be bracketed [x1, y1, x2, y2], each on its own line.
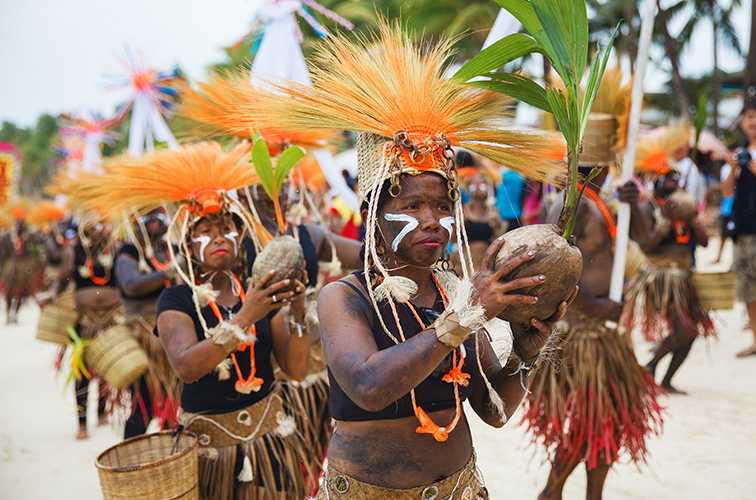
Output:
[678, 0, 743, 134]
[747, 0, 756, 94]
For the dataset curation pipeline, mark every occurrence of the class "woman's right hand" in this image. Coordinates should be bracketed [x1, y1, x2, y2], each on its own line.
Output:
[239, 271, 303, 326]
[471, 237, 544, 320]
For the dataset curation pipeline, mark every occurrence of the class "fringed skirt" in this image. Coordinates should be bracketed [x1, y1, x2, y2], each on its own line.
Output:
[277, 342, 332, 494]
[316, 453, 487, 499]
[1, 255, 46, 299]
[179, 391, 311, 500]
[522, 309, 663, 470]
[622, 263, 715, 342]
[125, 314, 180, 428]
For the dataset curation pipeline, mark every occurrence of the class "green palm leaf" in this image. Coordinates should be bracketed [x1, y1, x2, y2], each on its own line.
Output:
[469, 73, 551, 112]
[453, 33, 541, 82]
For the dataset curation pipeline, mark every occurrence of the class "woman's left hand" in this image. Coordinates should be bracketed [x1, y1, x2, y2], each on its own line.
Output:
[512, 285, 578, 361]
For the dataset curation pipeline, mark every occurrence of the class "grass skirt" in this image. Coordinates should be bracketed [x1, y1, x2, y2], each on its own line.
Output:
[1, 255, 45, 299]
[621, 264, 715, 342]
[125, 314, 180, 429]
[522, 309, 663, 470]
[316, 453, 487, 499]
[179, 390, 311, 500]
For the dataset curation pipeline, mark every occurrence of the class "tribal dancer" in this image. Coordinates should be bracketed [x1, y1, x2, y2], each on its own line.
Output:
[49, 217, 120, 439]
[99, 142, 312, 499]
[114, 209, 179, 438]
[256, 23, 570, 498]
[524, 74, 664, 500]
[623, 168, 713, 394]
[1, 204, 47, 323]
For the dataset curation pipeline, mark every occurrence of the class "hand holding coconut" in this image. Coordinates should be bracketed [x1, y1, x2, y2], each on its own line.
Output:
[236, 270, 305, 328]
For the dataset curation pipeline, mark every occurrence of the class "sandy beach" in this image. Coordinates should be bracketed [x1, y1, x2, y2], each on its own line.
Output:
[1, 240, 754, 500]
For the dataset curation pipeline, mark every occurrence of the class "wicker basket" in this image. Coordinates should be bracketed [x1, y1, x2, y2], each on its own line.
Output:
[96, 432, 199, 500]
[35, 294, 78, 345]
[692, 272, 737, 310]
[85, 325, 149, 389]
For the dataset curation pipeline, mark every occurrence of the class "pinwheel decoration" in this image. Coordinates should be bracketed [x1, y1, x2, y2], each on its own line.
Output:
[59, 112, 121, 173]
[105, 48, 179, 157]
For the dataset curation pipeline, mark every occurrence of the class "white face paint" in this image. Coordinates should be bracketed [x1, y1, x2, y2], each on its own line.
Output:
[224, 232, 239, 256]
[440, 217, 455, 239]
[383, 213, 419, 252]
[192, 235, 212, 262]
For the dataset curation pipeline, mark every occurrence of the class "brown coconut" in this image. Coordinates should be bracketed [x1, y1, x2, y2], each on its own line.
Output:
[666, 190, 697, 221]
[494, 224, 582, 326]
[251, 235, 305, 287]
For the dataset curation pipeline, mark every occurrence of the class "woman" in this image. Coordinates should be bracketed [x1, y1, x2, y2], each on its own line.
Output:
[51, 219, 120, 439]
[99, 142, 313, 499]
[250, 23, 571, 497]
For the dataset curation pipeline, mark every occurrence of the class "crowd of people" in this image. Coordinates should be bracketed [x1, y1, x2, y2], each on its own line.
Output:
[1, 19, 755, 500]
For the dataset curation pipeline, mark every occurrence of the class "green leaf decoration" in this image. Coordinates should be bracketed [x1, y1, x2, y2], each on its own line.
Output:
[469, 73, 551, 112]
[694, 93, 707, 147]
[251, 136, 275, 201]
[453, 33, 541, 82]
[274, 145, 305, 190]
[578, 23, 620, 141]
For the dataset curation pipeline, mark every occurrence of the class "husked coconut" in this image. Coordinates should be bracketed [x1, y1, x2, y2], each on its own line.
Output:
[665, 190, 697, 221]
[251, 235, 305, 287]
[494, 224, 582, 326]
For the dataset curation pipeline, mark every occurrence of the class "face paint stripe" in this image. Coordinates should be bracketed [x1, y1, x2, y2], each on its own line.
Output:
[384, 213, 419, 252]
[192, 235, 211, 262]
[224, 232, 239, 256]
[440, 217, 455, 238]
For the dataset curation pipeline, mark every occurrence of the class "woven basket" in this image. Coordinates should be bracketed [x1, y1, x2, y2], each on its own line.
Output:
[85, 325, 149, 389]
[581, 113, 618, 166]
[35, 296, 78, 345]
[692, 272, 736, 310]
[96, 432, 198, 500]
[624, 240, 648, 281]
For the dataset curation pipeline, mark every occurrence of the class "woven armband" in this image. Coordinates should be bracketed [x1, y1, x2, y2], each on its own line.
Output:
[207, 322, 248, 355]
[432, 310, 471, 348]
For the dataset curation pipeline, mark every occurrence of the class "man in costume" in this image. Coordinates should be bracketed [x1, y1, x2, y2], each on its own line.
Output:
[254, 23, 573, 498]
[623, 169, 713, 394]
[525, 110, 663, 500]
[114, 209, 179, 438]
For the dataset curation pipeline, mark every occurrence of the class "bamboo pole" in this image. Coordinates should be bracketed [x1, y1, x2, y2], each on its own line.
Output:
[609, 0, 657, 302]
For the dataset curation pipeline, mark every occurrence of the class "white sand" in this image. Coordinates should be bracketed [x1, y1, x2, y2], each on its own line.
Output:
[1, 240, 754, 499]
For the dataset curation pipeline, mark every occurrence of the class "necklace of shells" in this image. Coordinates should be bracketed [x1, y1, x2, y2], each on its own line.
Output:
[207, 273, 264, 394]
[79, 244, 114, 286]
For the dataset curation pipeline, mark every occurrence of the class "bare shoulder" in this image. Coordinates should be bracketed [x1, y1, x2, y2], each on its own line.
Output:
[318, 275, 373, 328]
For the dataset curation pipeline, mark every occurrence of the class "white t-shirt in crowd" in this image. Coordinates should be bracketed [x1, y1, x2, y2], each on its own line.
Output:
[676, 157, 706, 205]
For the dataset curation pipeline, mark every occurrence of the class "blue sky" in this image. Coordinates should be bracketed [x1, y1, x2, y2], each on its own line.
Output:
[0, 0, 750, 126]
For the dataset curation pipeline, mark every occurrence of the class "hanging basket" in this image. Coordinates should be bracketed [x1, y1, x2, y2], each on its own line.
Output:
[85, 325, 149, 389]
[96, 431, 198, 500]
[35, 292, 78, 345]
[692, 272, 736, 310]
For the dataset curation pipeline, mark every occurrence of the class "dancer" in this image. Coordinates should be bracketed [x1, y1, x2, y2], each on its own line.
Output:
[99, 142, 313, 499]
[623, 169, 713, 394]
[1, 212, 46, 324]
[114, 209, 178, 438]
[253, 23, 571, 497]
[50, 218, 120, 439]
[525, 113, 663, 499]
[723, 98, 756, 357]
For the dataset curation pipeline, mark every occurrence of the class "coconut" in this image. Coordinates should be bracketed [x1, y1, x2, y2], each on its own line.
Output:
[494, 224, 583, 326]
[251, 235, 305, 287]
[666, 190, 697, 221]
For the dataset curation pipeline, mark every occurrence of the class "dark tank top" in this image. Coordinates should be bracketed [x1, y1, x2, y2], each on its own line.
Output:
[328, 271, 476, 421]
[116, 243, 168, 301]
[243, 225, 319, 287]
[156, 284, 276, 413]
[464, 219, 494, 243]
[73, 243, 117, 290]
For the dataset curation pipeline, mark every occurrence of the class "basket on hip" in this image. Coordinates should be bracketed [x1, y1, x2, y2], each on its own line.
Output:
[96, 431, 199, 500]
[85, 325, 149, 389]
[35, 292, 78, 345]
[692, 272, 736, 310]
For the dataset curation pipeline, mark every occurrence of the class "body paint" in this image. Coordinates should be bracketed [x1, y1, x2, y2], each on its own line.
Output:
[440, 217, 455, 238]
[384, 213, 419, 252]
[224, 232, 239, 256]
[192, 235, 212, 262]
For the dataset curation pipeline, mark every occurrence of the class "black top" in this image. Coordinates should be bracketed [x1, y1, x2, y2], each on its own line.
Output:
[156, 284, 275, 413]
[116, 243, 167, 301]
[734, 165, 756, 238]
[73, 243, 117, 290]
[464, 219, 495, 243]
[243, 225, 319, 287]
[328, 272, 475, 421]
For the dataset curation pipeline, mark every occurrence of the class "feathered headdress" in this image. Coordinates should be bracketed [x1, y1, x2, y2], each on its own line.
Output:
[591, 66, 633, 153]
[28, 201, 66, 229]
[635, 123, 693, 175]
[177, 74, 337, 156]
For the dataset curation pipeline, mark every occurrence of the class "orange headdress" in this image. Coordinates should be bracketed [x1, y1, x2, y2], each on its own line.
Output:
[28, 201, 66, 229]
[635, 124, 693, 176]
[177, 74, 337, 156]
